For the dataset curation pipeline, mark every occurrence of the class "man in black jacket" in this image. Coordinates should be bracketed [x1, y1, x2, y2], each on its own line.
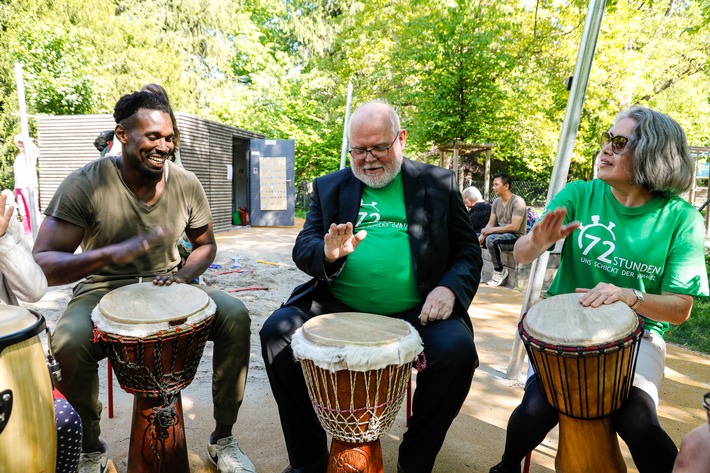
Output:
[260, 101, 482, 473]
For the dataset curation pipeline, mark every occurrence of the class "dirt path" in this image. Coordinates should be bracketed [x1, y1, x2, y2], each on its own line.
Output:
[23, 221, 710, 472]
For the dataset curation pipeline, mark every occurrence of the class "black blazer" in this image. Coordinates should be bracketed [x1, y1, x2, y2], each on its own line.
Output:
[287, 159, 482, 329]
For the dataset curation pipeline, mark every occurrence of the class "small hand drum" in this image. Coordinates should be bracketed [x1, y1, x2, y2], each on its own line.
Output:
[92, 282, 216, 473]
[519, 293, 643, 473]
[292, 312, 423, 473]
[0, 306, 56, 473]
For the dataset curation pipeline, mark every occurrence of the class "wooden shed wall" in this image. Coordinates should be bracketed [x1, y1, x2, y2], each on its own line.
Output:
[177, 114, 264, 232]
[36, 114, 115, 211]
[36, 113, 264, 233]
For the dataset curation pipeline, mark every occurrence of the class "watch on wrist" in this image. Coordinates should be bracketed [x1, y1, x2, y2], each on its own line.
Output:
[629, 289, 644, 311]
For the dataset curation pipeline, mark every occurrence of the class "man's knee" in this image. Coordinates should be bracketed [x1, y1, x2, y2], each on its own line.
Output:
[260, 306, 306, 343]
[53, 312, 97, 363]
[204, 288, 251, 337]
[421, 321, 478, 372]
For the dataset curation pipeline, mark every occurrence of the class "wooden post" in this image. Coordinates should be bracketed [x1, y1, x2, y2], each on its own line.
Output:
[483, 149, 491, 201]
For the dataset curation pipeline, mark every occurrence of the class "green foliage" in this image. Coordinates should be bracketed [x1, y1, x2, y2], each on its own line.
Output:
[0, 0, 709, 190]
[666, 249, 710, 355]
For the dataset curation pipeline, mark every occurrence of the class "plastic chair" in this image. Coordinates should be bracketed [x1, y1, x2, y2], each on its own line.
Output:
[523, 452, 531, 473]
[406, 373, 413, 426]
[107, 360, 114, 418]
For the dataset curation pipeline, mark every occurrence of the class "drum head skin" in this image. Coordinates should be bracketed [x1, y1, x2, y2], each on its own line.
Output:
[291, 312, 423, 372]
[0, 305, 38, 336]
[0, 306, 45, 355]
[524, 293, 639, 346]
[302, 312, 413, 347]
[98, 282, 211, 324]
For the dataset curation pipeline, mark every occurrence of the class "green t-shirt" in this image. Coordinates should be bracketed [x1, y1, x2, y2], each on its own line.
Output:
[329, 172, 422, 314]
[44, 157, 212, 280]
[544, 179, 709, 336]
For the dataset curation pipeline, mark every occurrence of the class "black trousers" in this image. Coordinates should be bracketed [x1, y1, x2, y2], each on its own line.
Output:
[260, 287, 479, 473]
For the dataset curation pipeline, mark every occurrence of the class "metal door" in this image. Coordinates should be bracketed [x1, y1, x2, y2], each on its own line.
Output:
[248, 139, 295, 226]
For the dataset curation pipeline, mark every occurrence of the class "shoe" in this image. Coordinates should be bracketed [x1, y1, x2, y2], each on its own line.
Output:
[208, 436, 257, 473]
[78, 440, 108, 473]
[489, 461, 521, 473]
[487, 268, 509, 287]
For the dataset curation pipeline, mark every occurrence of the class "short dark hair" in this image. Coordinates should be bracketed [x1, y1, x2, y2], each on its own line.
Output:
[494, 172, 512, 187]
[113, 91, 172, 125]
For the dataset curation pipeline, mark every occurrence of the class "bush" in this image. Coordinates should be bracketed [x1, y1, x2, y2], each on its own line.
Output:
[665, 249, 710, 355]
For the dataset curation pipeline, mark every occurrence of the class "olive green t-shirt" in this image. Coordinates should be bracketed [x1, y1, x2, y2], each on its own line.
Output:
[329, 172, 422, 314]
[44, 157, 212, 280]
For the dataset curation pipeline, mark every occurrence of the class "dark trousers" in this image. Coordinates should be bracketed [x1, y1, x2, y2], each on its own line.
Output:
[482, 233, 518, 271]
[260, 288, 478, 473]
[498, 377, 678, 473]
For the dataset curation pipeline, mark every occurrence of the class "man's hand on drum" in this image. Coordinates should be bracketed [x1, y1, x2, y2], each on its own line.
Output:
[153, 273, 186, 286]
[576, 282, 635, 308]
[419, 286, 455, 326]
[323, 222, 367, 263]
[0, 193, 14, 237]
[109, 225, 173, 265]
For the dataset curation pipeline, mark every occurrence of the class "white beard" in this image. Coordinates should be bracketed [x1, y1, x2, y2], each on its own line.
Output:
[352, 154, 403, 189]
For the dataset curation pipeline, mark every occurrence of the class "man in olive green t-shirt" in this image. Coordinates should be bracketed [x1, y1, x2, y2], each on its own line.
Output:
[33, 91, 255, 473]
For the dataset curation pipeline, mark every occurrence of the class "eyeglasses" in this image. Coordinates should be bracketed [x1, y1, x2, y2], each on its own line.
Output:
[349, 132, 401, 160]
[601, 131, 631, 155]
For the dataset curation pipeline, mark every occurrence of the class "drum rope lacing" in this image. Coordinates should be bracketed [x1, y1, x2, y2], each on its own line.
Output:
[94, 317, 213, 460]
[518, 318, 643, 419]
[301, 360, 413, 444]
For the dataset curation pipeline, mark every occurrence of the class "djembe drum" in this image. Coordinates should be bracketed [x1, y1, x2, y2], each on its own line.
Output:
[92, 282, 216, 473]
[519, 293, 643, 473]
[291, 312, 423, 473]
[0, 305, 57, 473]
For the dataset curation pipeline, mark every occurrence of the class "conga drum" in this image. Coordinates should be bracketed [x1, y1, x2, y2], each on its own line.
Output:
[0, 305, 57, 473]
[519, 293, 643, 473]
[291, 312, 423, 473]
[92, 282, 216, 473]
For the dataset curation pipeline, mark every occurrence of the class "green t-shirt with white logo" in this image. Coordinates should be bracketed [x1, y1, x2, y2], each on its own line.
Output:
[544, 179, 709, 337]
[329, 172, 422, 314]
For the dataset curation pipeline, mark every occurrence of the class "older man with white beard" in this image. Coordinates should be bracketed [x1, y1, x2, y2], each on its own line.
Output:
[260, 101, 482, 473]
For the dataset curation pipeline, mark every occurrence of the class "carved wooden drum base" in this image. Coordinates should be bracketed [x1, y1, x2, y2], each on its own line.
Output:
[327, 439, 384, 473]
[556, 415, 626, 473]
[127, 394, 189, 473]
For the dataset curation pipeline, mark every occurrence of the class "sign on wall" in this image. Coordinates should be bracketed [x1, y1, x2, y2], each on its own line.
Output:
[259, 157, 288, 210]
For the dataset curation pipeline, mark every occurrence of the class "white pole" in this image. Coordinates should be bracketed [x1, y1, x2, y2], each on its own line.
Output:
[339, 82, 354, 170]
[14, 63, 39, 241]
[506, 0, 608, 380]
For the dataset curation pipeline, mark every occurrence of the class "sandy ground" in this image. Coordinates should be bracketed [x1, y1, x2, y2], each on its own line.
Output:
[22, 220, 710, 473]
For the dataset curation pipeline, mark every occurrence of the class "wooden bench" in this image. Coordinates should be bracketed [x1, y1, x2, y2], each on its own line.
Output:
[480, 241, 562, 291]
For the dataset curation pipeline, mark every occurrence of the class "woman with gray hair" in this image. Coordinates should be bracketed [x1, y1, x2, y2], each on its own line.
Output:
[462, 186, 491, 236]
[489, 106, 708, 473]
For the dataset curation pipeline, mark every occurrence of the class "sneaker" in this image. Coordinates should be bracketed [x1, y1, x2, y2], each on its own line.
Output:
[487, 268, 509, 287]
[78, 440, 108, 473]
[208, 436, 257, 473]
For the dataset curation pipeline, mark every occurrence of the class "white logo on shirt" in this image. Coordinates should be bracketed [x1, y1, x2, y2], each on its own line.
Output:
[357, 199, 381, 226]
[578, 215, 616, 263]
[576, 215, 660, 281]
